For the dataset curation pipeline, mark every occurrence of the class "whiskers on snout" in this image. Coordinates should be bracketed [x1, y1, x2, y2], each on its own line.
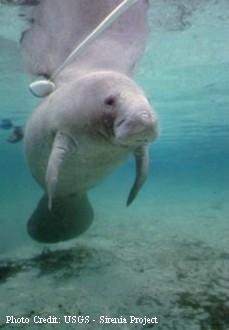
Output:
[114, 108, 158, 147]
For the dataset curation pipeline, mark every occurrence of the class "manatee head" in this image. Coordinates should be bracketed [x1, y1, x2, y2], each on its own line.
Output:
[112, 91, 158, 147]
[70, 70, 158, 148]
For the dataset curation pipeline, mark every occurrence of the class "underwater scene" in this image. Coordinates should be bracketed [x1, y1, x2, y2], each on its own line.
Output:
[0, 0, 229, 329]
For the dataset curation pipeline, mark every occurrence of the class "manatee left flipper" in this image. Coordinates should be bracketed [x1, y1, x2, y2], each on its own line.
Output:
[126, 145, 149, 206]
[45, 131, 78, 209]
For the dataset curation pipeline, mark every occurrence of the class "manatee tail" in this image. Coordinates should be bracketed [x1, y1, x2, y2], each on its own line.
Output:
[27, 193, 94, 243]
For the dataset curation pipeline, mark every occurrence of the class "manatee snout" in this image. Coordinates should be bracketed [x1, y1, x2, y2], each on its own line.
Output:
[114, 106, 158, 147]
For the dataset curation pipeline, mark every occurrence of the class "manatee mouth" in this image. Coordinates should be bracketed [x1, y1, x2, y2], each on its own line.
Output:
[114, 115, 158, 147]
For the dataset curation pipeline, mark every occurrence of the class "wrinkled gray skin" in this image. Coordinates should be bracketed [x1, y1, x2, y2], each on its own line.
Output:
[21, 0, 159, 243]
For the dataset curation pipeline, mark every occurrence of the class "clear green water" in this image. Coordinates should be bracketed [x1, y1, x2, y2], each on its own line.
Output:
[0, 1, 229, 329]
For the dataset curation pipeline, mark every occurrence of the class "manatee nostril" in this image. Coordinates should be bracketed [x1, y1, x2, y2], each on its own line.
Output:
[104, 95, 116, 106]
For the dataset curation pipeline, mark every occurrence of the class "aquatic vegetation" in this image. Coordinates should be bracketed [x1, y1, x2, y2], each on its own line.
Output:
[177, 292, 229, 330]
[0, 244, 92, 283]
[152, 0, 199, 32]
[31, 245, 92, 277]
[0, 239, 228, 329]
[0, 261, 22, 283]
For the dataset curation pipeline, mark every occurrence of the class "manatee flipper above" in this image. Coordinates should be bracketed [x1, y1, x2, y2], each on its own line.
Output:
[27, 193, 94, 243]
[21, 0, 149, 80]
[127, 145, 149, 206]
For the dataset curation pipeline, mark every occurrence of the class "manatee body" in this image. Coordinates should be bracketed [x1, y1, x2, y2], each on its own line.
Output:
[25, 71, 158, 243]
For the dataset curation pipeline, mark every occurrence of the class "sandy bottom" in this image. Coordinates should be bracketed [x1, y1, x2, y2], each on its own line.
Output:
[0, 172, 229, 330]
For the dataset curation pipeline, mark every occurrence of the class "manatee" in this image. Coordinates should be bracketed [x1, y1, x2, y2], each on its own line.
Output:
[25, 70, 158, 243]
[20, 0, 157, 243]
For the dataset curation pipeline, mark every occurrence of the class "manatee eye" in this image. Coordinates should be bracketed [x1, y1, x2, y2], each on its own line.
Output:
[104, 95, 116, 106]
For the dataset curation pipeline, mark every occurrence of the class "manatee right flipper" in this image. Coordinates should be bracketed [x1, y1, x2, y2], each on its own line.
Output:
[27, 193, 94, 243]
[126, 145, 149, 206]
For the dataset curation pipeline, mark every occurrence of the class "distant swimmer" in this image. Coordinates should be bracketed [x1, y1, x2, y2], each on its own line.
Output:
[0, 118, 13, 130]
[7, 126, 24, 143]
